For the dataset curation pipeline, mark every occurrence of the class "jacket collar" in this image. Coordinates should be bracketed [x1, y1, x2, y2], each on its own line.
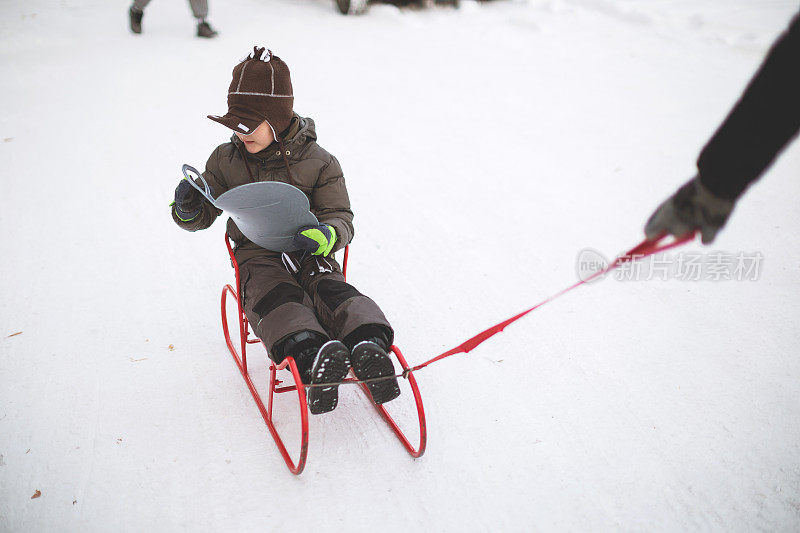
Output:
[230, 113, 316, 162]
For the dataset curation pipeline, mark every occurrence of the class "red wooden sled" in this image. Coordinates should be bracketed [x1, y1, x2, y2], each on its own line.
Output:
[220, 236, 427, 474]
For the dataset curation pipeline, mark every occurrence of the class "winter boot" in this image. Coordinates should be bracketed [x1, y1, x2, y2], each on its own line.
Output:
[279, 330, 327, 384]
[129, 6, 143, 34]
[305, 341, 350, 415]
[196, 20, 218, 38]
[349, 335, 401, 406]
[278, 331, 350, 414]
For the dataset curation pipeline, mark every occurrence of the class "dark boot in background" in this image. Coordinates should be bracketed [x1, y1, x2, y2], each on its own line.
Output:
[196, 20, 218, 38]
[129, 6, 143, 34]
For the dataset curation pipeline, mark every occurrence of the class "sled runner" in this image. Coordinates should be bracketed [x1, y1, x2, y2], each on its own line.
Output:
[220, 235, 427, 475]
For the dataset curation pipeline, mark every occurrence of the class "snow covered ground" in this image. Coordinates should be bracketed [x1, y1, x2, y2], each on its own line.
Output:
[2, 0, 799, 530]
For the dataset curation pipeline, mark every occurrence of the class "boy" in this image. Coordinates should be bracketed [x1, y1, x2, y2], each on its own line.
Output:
[172, 47, 400, 414]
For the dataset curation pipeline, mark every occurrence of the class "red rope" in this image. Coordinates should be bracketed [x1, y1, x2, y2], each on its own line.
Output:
[294, 233, 697, 388]
[408, 233, 695, 373]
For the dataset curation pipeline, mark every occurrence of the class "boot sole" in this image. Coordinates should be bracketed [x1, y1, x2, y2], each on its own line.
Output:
[351, 342, 401, 405]
[307, 341, 350, 415]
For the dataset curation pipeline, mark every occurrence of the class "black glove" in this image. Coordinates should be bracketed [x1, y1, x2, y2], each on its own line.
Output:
[172, 179, 209, 222]
[645, 177, 735, 244]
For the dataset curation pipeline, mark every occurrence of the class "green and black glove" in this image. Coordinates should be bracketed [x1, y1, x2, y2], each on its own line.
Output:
[294, 224, 337, 257]
[645, 177, 735, 244]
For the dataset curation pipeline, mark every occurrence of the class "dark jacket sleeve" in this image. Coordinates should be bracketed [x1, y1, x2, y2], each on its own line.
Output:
[697, 10, 800, 200]
[172, 147, 227, 231]
[313, 154, 354, 252]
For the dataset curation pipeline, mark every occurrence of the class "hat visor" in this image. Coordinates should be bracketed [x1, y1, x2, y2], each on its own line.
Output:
[207, 110, 264, 135]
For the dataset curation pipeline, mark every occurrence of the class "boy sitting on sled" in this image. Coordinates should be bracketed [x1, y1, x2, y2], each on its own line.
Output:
[171, 46, 400, 414]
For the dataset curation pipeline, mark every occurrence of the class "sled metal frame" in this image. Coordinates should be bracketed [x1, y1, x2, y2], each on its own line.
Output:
[220, 236, 426, 475]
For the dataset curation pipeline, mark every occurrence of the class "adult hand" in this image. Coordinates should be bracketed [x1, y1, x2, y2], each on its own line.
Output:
[645, 177, 735, 244]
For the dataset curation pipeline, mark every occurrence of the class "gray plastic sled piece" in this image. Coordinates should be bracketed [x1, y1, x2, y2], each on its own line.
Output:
[181, 164, 318, 252]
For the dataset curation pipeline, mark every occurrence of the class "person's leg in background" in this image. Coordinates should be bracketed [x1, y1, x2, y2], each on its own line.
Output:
[188, 0, 218, 38]
[128, 0, 150, 34]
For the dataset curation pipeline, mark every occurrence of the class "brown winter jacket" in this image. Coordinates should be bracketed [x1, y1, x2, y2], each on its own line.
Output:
[172, 114, 354, 265]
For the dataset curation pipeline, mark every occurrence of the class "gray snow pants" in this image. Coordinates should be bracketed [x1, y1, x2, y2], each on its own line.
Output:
[132, 0, 208, 19]
[238, 251, 393, 362]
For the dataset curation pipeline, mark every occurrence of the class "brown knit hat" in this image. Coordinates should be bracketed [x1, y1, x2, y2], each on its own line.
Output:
[207, 46, 294, 138]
